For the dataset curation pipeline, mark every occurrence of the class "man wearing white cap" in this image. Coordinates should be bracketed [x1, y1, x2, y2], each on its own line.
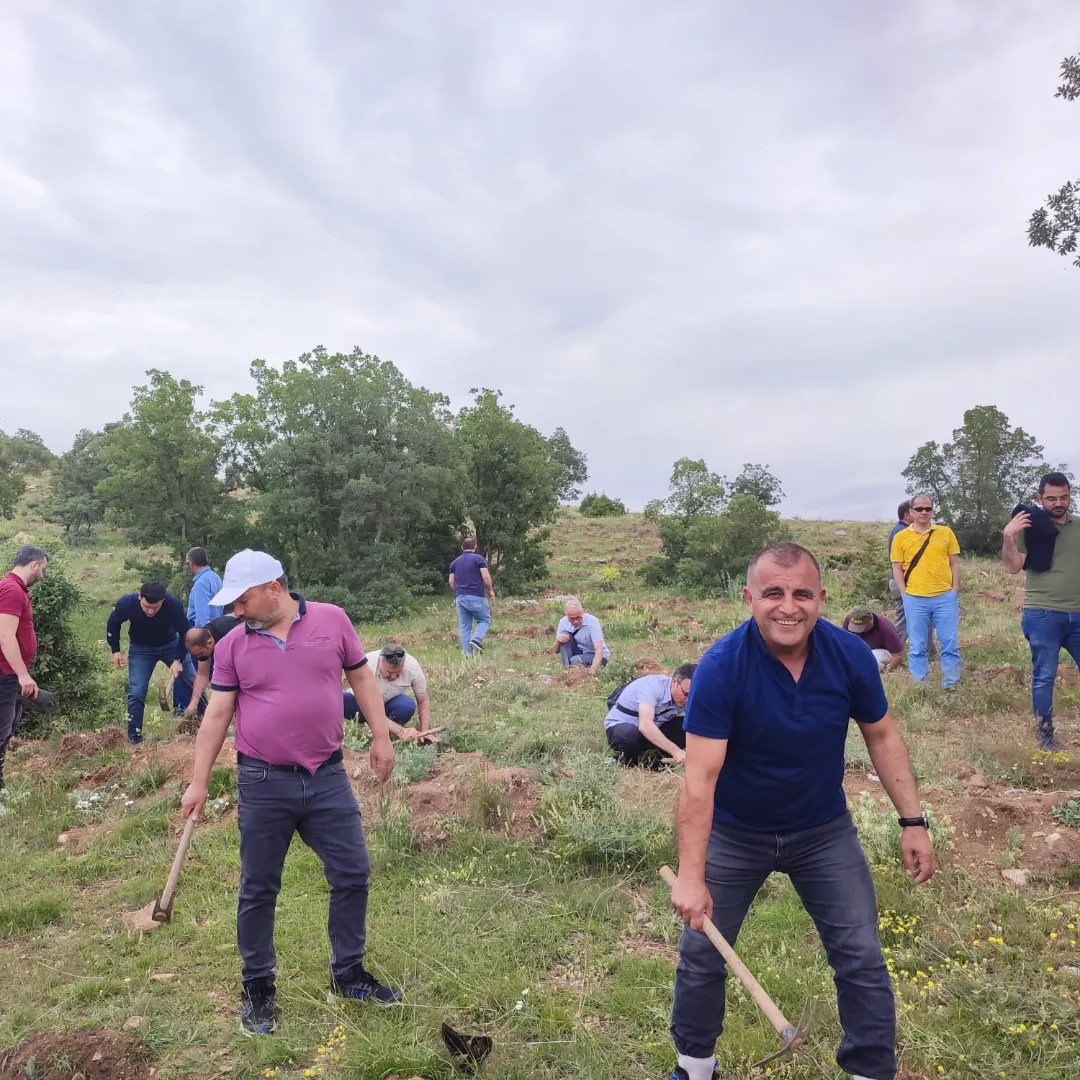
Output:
[180, 550, 398, 1036]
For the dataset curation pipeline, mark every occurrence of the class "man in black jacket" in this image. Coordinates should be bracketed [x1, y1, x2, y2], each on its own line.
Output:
[106, 581, 189, 743]
[1002, 472, 1080, 750]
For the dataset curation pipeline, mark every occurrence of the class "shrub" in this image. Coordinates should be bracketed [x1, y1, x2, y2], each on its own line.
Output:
[579, 492, 627, 518]
[591, 565, 622, 592]
[851, 794, 954, 867]
[2, 540, 121, 736]
[849, 534, 894, 605]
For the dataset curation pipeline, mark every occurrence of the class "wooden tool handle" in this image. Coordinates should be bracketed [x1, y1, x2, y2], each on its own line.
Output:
[660, 865, 792, 1036]
[159, 816, 196, 909]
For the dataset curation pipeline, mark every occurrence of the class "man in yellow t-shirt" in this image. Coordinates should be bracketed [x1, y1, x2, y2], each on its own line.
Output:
[890, 494, 961, 688]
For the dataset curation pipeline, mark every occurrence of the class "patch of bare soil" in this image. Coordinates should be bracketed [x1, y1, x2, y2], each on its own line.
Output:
[0, 1030, 151, 1080]
[958, 634, 1010, 649]
[55, 726, 128, 763]
[551, 667, 591, 688]
[976, 663, 1026, 686]
[978, 589, 1006, 602]
[348, 749, 539, 846]
[128, 734, 235, 784]
[490, 624, 555, 640]
[631, 657, 668, 677]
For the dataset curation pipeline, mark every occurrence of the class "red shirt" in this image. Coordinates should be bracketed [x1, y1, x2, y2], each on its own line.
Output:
[0, 571, 37, 675]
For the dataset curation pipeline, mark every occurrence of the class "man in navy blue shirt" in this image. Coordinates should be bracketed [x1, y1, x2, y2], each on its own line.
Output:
[448, 538, 495, 658]
[106, 581, 189, 743]
[668, 543, 935, 1080]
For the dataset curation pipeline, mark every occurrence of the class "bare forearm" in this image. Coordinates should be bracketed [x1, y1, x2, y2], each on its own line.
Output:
[191, 705, 232, 786]
[865, 731, 922, 818]
[417, 695, 431, 731]
[1001, 534, 1025, 574]
[346, 667, 392, 742]
[676, 789, 713, 880]
[189, 663, 210, 707]
[638, 714, 680, 756]
[590, 649, 604, 673]
[0, 632, 28, 678]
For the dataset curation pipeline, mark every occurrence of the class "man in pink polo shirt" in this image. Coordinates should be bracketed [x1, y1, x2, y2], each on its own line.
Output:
[180, 550, 397, 1036]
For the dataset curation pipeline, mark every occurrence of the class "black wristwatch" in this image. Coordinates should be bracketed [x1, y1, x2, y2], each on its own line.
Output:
[898, 814, 929, 829]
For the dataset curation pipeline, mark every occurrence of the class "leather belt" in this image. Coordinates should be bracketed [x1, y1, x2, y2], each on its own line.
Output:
[236, 748, 343, 773]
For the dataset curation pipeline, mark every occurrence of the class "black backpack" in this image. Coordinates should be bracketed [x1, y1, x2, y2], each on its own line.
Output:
[606, 680, 638, 717]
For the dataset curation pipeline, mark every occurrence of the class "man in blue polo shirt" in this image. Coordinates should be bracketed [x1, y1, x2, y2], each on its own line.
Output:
[172, 547, 224, 715]
[449, 538, 495, 657]
[667, 542, 935, 1080]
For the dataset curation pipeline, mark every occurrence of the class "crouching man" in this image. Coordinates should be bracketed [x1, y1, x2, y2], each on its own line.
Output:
[605, 664, 696, 768]
[668, 543, 935, 1080]
[343, 643, 437, 743]
[553, 597, 609, 672]
[180, 549, 400, 1037]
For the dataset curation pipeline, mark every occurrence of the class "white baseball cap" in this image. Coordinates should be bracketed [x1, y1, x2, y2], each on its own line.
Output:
[210, 549, 285, 607]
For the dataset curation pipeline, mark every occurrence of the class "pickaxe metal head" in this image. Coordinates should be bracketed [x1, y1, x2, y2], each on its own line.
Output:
[751, 999, 815, 1070]
[151, 896, 174, 924]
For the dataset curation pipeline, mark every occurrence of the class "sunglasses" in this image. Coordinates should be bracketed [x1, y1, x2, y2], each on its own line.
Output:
[911, 506, 933, 512]
[382, 648, 406, 662]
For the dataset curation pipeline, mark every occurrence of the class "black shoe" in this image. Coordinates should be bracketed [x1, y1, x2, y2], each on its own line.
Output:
[469, 639, 484, 655]
[329, 967, 402, 1006]
[128, 731, 143, 745]
[1036, 719, 1059, 752]
[240, 979, 276, 1035]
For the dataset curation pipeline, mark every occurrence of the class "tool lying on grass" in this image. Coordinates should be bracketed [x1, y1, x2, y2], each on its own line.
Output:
[122, 816, 197, 932]
[659, 865, 814, 1070]
[440, 1021, 493, 1074]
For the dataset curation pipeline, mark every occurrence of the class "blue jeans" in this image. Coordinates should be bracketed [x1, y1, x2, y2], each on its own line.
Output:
[455, 595, 491, 655]
[237, 757, 370, 984]
[126, 640, 181, 740]
[170, 652, 197, 713]
[1021, 608, 1080, 725]
[342, 692, 416, 725]
[903, 590, 960, 687]
[672, 813, 894, 1079]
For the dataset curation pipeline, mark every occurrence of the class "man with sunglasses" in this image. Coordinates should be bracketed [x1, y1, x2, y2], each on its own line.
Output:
[1002, 472, 1080, 750]
[343, 643, 435, 742]
[890, 496, 962, 689]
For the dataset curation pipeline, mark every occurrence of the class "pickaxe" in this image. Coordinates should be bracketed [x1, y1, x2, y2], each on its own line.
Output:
[660, 865, 815, 1070]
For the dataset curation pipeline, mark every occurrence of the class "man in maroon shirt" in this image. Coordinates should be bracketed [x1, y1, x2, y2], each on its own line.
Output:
[0, 545, 47, 790]
[842, 606, 904, 672]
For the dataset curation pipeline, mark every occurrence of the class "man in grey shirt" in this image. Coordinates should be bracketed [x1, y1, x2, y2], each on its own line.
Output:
[605, 664, 696, 768]
[552, 597, 609, 672]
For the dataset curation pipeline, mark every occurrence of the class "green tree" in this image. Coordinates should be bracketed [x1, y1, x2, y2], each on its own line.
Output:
[213, 347, 465, 620]
[1027, 53, 1080, 268]
[1, 429, 56, 474]
[579, 492, 627, 517]
[728, 462, 785, 507]
[902, 405, 1069, 553]
[95, 370, 237, 551]
[678, 495, 791, 592]
[456, 389, 573, 592]
[0, 441, 25, 519]
[643, 458, 727, 578]
[42, 429, 110, 542]
[547, 426, 589, 501]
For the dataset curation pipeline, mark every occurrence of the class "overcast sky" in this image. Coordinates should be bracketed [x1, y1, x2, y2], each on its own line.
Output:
[2, 1, 1077, 518]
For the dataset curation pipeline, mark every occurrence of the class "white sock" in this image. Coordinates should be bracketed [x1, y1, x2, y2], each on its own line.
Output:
[851, 1075, 881, 1080]
[677, 1054, 715, 1080]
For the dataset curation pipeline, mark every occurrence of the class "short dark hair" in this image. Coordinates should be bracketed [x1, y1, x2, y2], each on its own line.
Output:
[747, 542, 822, 585]
[673, 662, 698, 683]
[139, 581, 167, 604]
[897, 500, 911, 522]
[186, 626, 212, 648]
[1039, 471, 1071, 494]
[12, 545, 47, 568]
[186, 546, 209, 568]
[462, 537, 476, 551]
[275, 573, 289, 591]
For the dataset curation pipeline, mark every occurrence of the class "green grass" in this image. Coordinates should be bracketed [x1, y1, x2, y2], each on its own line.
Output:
[3, 501, 1080, 1077]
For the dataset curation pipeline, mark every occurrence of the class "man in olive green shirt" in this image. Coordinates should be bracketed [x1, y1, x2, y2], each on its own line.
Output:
[1001, 472, 1080, 750]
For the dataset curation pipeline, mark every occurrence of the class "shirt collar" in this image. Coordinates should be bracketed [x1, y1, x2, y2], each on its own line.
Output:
[4, 570, 29, 594]
[192, 565, 209, 579]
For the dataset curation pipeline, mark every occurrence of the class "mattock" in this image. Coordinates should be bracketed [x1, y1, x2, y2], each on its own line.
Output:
[660, 865, 815, 1071]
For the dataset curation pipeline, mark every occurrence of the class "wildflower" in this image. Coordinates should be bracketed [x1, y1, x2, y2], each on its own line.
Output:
[514, 1000, 524, 1011]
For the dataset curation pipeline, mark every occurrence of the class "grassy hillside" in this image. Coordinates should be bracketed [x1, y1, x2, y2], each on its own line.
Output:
[1, 503, 1080, 1079]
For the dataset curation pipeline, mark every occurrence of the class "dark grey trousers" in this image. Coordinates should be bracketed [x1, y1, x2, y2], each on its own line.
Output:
[0, 674, 24, 788]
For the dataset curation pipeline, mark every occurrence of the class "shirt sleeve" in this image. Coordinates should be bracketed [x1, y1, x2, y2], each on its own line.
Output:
[411, 662, 428, 696]
[189, 576, 210, 628]
[0, 582, 21, 618]
[171, 600, 189, 660]
[880, 619, 903, 654]
[889, 532, 906, 563]
[683, 651, 736, 739]
[339, 608, 367, 670]
[106, 598, 126, 653]
[588, 615, 604, 641]
[945, 527, 961, 555]
[848, 644, 889, 725]
[210, 632, 240, 691]
[477, 556, 489, 569]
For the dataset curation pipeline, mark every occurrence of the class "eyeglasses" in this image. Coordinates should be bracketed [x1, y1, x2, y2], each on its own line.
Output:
[912, 506, 933, 513]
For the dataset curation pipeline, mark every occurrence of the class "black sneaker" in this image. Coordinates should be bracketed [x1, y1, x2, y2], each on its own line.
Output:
[469, 639, 485, 655]
[668, 1067, 721, 1080]
[240, 979, 276, 1035]
[329, 967, 402, 1006]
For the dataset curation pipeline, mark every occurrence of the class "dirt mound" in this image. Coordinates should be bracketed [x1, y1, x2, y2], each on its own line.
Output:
[977, 664, 1026, 685]
[491, 624, 554, 640]
[0, 1030, 150, 1080]
[551, 667, 591, 687]
[632, 657, 668, 676]
[55, 726, 128, 763]
[348, 750, 538, 846]
[979, 589, 1006, 602]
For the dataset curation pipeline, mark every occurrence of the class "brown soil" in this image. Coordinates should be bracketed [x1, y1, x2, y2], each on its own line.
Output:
[490, 624, 555, 640]
[348, 749, 539, 846]
[958, 634, 1010, 649]
[551, 667, 592, 688]
[55, 726, 128, 763]
[631, 657, 668, 676]
[976, 663, 1026, 685]
[978, 589, 1006, 602]
[0, 1030, 151, 1080]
